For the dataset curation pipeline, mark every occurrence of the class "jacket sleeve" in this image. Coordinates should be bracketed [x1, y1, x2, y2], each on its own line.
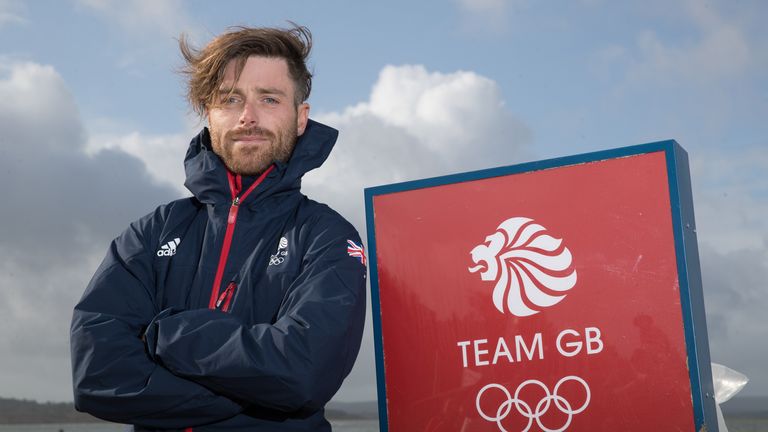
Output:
[70, 211, 243, 428]
[145, 217, 367, 413]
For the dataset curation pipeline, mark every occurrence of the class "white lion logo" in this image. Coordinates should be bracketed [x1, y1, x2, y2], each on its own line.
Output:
[468, 217, 577, 316]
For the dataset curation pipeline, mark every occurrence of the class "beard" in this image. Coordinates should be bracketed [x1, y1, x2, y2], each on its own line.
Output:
[209, 118, 298, 176]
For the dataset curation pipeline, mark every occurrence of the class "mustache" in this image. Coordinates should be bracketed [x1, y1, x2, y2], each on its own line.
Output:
[226, 127, 275, 140]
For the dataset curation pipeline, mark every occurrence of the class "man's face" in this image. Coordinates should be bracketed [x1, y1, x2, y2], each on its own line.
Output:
[207, 56, 309, 176]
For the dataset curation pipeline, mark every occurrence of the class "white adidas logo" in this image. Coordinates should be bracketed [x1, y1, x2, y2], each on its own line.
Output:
[156, 238, 181, 257]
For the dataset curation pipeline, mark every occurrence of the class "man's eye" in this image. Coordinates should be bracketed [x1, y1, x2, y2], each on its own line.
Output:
[218, 95, 241, 105]
[263, 97, 279, 105]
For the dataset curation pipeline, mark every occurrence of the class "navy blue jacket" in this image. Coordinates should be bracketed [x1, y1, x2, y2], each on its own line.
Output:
[70, 120, 367, 431]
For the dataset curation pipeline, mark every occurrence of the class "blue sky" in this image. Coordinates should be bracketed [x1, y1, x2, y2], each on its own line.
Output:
[0, 0, 766, 407]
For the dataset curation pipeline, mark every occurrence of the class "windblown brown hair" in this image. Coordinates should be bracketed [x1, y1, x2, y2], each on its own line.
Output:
[179, 24, 313, 116]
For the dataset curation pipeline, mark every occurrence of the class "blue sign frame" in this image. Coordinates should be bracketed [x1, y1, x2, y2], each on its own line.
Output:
[364, 140, 717, 431]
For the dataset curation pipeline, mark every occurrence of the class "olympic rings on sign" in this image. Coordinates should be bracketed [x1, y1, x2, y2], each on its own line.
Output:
[269, 255, 284, 266]
[475, 375, 590, 432]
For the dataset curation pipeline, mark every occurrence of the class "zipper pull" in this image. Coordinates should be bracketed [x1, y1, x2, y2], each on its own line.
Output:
[215, 282, 236, 309]
[228, 197, 240, 224]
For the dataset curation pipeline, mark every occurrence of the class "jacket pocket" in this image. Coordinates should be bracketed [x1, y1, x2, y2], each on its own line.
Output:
[214, 281, 237, 312]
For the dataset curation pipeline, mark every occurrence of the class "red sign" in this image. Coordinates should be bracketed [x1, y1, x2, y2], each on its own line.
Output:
[365, 142, 717, 431]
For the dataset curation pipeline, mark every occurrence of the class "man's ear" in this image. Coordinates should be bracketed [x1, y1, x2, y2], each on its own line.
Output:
[297, 102, 310, 136]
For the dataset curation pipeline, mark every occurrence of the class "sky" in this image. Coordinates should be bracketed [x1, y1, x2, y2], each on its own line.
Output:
[0, 0, 766, 406]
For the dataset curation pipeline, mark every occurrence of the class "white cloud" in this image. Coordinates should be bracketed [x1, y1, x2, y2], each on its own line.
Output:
[604, 1, 751, 86]
[0, 61, 178, 401]
[692, 147, 768, 253]
[455, 0, 514, 33]
[368, 65, 510, 153]
[0, 62, 84, 150]
[304, 64, 531, 232]
[0, 11, 24, 27]
[630, 26, 749, 84]
[74, 0, 203, 73]
[457, 0, 508, 15]
[688, 144, 768, 394]
[700, 244, 768, 394]
[86, 128, 197, 195]
[76, 0, 197, 39]
[0, 0, 25, 28]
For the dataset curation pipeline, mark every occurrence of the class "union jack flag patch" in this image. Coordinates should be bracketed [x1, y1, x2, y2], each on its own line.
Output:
[347, 240, 366, 266]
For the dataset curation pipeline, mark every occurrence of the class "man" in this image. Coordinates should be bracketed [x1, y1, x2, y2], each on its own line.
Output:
[70, 25, 367, 431]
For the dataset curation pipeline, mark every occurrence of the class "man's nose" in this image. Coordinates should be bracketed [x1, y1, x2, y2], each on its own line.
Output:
[239, 101, 258, 125]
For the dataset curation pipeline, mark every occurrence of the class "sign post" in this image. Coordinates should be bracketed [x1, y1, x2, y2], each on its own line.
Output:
[364, 141, 717, 431]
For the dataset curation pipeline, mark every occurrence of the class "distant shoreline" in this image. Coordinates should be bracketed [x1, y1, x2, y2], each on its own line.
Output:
[0, 397, 378, 424]
[0, 396, 764, 424]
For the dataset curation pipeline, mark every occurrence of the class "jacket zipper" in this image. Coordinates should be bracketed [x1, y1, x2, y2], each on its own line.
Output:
[207, 165, 274, 310]
[215, 282, 237, 312]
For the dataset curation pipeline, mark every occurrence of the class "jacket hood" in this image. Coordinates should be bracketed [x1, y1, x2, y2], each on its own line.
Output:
[183, 119, 339, 205]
